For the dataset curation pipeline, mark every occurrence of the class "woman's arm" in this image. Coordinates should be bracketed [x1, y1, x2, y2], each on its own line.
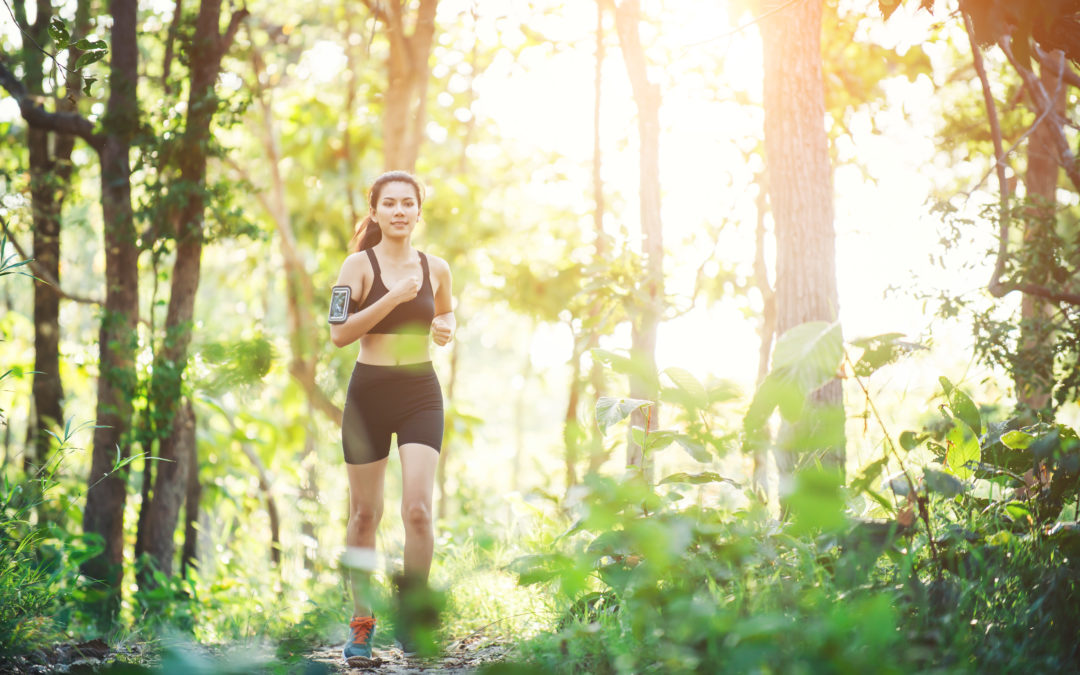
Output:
[430, 256, 455, 346]
[329, 253, 421, 348]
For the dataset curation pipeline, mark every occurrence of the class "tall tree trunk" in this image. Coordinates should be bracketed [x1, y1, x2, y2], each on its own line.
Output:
[181, 429, 201, 577]
[138, 0, 247, 588]
[760, 0, 845, 476]
[563, 336, 585, 490]
[362, 0, 439, 172]
[752, 168, 776, 493]
[82, 0, 141, 622]
[586, 0, 609, 476]
[608, 0, 663, 475]
[18, 0, 87, 524]
[1017, 49, 1064, 413]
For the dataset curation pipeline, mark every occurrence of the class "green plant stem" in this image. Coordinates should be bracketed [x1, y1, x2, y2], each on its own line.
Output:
[843, 350, 943, 573]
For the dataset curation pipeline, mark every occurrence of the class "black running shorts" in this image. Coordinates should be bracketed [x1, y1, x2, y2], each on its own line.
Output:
[342, 361, 444, 465]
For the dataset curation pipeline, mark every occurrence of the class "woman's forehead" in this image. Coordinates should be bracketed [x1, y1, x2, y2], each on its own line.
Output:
[379, 181, 419, 200]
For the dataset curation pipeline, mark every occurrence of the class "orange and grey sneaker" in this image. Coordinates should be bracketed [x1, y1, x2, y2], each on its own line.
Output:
[342, 615, 377, 660]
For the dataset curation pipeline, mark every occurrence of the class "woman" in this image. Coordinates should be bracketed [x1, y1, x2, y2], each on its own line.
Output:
[329, 171, 455, 660]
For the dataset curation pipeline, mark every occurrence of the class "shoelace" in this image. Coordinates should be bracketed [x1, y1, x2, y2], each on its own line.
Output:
[349, 616, 375, 645]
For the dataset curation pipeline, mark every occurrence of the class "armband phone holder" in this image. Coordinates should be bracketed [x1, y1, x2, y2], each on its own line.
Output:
[328, 285, 351, 324]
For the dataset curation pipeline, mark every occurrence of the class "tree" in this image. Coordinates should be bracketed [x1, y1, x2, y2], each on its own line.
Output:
[361, 0, 439, 172]
[759, 0, 846, 474]
[136, 0, 248, 588]
[603, 0, 664, 473]
[9, 0, 90, 524]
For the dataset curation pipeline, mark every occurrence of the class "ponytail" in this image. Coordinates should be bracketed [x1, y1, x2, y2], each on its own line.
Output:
[349, 215, 382, 253]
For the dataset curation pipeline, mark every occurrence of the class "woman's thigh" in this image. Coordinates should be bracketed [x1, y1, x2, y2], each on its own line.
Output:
[346, 458, 389, 514]
[399, 444, 439, 508]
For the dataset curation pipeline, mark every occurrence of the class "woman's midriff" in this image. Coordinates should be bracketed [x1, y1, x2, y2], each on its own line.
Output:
[357, 333, 431, 365]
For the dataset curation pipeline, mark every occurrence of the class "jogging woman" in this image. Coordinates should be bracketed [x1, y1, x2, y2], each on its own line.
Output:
[329, 171, 454, 660]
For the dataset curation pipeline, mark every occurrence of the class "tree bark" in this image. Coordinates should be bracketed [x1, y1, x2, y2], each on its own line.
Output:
[759, 0, 845, 473]
[19, 0, 88, 521]
[81, 0, 140, 622]
[1017, 49, 1064, 412]
[363, 0, 439, 171]
[608, 0, 663, 475]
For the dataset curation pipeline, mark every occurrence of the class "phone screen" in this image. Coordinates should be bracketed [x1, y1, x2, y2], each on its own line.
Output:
[328, 286, 351, 324]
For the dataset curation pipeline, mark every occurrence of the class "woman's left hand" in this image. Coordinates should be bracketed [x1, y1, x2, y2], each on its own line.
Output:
[431, 317, 453, 346]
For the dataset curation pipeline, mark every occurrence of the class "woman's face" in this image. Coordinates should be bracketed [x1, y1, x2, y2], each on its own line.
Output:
[372, 181, 420, 239]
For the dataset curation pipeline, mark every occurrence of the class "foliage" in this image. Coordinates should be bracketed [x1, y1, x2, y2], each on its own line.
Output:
[507, 322, 1080, 673]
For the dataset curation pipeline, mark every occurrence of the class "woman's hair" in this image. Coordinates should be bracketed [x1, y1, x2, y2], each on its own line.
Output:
[349, 171, 425, 252]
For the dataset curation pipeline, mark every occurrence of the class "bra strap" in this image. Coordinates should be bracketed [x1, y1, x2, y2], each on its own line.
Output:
[365, 248, 381, 278]
[419, 252, 431, 290]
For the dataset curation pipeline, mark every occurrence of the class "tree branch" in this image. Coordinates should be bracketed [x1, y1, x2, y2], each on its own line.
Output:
[965, 15, 1012, 299]
[218, 7, 249, 59]
[1000, 37, 1080, 193]
[0, 57, 102, 149]
[0, 212, 102, 305]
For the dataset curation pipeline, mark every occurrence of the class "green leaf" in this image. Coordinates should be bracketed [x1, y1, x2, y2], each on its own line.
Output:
[673, 435, 710, 462]
[662, 367, 707, 408]
[770, 321, 843, 390]
[48, 18, 70, 48]
[923, 467, 964, 497]
[946, 422, 981, 480]
[1000, 430, 1034, 450]
[74, 38, 107, 51]
[74, 50, 107, 70]
[787, 467, 846, 535]
[938, 376, 954, 397]
[947, 387, 982, 436]
[658, 471, 739, 486]
[595, 397, 651, 436]
[849, 332, 920, 377]
[899, 430, 925, 451]
[82, 77, 97, 97]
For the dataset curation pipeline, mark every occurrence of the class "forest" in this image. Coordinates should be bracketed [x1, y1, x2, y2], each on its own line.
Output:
[1, 0, 1079, 672]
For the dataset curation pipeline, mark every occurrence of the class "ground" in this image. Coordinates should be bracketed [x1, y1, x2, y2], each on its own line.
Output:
[0, 634, 511, 674]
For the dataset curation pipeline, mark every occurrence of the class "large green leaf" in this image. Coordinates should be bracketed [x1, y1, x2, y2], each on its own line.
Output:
[596, 397, 651, 436]
[923, 467, 964, 498]
[662, 367, 708, 409]
[659, 471, 739, 487]
[947, 387, 982, 436]
[770, 321, 843, 391]
[1000, 431, 1034, 450]
[946, 422, 981, 480]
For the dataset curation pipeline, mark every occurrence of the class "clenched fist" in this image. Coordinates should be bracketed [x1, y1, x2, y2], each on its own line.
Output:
[431, 316, 453, 346]
[388, 276, 421, 304]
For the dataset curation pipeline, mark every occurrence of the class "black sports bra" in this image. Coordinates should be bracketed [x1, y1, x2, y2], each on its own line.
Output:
[349, 248, 435, 335]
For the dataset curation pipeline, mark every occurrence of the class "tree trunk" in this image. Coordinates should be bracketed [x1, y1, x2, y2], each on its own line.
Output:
[181, 430, 201, 577]
[760, 0, 845, 475]
[1017, 49, 1064, 413]
[586, 0, 609, 476]
[609, 0, 663, 476]
[81, 0, 140, 622]
[19, 0, 88, 524]
[752, 169, 776, 493]
[364, 0, 438, 172]
[138, 0, 247, 589]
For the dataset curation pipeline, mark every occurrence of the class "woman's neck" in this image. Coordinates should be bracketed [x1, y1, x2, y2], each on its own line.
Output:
[376, 237, 413, 261]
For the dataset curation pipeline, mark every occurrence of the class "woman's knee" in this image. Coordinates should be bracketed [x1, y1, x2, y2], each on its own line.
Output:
[402, 501, 432, 533]
[349, 503, 383, 533]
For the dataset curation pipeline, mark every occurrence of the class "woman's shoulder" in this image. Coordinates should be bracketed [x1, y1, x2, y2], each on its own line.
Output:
[342, 250, 374, 268]
[337, 250, 374, 280]
[421, 251, 450, 274]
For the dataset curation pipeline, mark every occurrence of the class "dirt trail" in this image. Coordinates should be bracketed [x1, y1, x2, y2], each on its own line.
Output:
[307, 634, 509, 674]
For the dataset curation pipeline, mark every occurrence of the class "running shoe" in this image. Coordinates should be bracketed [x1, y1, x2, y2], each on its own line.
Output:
[342, 615, 377, 660]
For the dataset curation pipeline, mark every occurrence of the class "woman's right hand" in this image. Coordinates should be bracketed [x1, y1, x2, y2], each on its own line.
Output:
[387, 276, 422, 304]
